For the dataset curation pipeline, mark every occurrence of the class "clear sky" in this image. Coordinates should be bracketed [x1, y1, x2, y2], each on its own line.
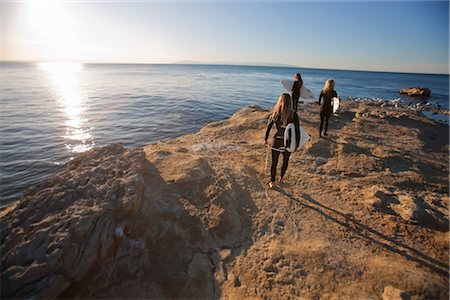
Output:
[1, 0, 448, 74]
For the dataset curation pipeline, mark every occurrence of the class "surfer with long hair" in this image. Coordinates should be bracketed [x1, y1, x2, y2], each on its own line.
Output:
[264, 93, 300, 188]
[291, 73, 303, 112]
[318, 79, 337, 137]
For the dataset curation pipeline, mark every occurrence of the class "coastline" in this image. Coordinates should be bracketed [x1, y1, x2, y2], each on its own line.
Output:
[1, 100, 449, 299]
[1, 62, 449, 206]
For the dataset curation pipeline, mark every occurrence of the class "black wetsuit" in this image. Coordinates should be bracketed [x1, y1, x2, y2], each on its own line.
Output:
[318, 89, 337, 135]
[291, 80, 302, 112]
[265, 113, 300, 182]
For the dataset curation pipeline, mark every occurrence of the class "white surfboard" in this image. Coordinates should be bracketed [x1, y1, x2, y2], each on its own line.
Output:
[284, 123, 297, 153]
[331, 97, 340, 113]
[299, 126, 310, 149]
[284, 124, 310, 152]
[281, 80, 315, 99]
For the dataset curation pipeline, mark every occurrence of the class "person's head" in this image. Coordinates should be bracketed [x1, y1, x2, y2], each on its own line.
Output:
[294, 73, 302, 81]
[323, 79, 335, 93]
[272, 93, 294, 122]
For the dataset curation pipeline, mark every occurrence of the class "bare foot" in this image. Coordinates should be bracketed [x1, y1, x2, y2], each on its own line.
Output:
[268, 181, 275, 188]
[279, 177, 285, 184]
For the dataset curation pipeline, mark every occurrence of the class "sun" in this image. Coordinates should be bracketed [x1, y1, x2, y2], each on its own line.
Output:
[24, 1, 79, 58]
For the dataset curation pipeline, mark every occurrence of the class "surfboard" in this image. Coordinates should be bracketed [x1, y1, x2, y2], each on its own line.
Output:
[281, 80, 315, 99]
[284, 124, 311, 152]
[331, 97, 340, 113]
[284, 123, 297, 153]
[299, 126, 310, 149]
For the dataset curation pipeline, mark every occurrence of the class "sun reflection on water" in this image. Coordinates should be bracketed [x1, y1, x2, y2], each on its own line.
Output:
[39, 62, 94, 153]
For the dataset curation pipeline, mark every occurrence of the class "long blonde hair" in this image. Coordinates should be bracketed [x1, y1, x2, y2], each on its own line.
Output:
[323, 79, 335, 94]
[272, 93, 294, 123]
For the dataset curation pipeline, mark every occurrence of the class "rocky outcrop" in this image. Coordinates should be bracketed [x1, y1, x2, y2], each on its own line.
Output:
[400, 87, 431, 97]
[365, 186, 449, 230]
[1, 103, 449, 299]
[382, 286, 411, 300]
[0, 142, 260, 299]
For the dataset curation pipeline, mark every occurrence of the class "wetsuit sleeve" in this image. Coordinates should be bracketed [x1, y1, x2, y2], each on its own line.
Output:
[264, 116, 274, 141]
[318, 91, 323, 105]
[294, 114, 300, 149]
[333, 90, 337, 98]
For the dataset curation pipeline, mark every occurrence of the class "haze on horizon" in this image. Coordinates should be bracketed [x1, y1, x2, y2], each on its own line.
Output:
[1, 1, 448, 74]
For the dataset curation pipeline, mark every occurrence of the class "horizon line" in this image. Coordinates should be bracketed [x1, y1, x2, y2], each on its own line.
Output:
[1, 59, 448, 76]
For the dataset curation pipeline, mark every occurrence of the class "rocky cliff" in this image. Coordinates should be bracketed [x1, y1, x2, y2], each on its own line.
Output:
[1, 102, 449, 299]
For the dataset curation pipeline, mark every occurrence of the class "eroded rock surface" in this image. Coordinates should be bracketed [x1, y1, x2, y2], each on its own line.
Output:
[1, 143, 259, 299]
[1, 102, 449, 299]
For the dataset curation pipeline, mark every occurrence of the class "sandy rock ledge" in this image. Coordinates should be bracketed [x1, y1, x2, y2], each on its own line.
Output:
[1, 102, 449, 299]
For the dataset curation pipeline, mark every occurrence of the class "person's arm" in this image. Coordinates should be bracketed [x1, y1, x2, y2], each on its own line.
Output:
[318, 91, 323, 105]
[294, 114, 300, 149]
[333, 90, 337, 98]
[264, 116, 274, 145]
[286, 127, 292, 149]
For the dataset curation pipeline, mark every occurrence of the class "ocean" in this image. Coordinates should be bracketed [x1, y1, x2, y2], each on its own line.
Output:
[0, 62, 448, 206]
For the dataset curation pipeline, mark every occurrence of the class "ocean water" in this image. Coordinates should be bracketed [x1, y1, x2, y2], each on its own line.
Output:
[0, 62, 448, 206]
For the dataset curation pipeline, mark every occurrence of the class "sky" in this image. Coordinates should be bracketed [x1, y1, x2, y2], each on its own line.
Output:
[0, 0, 448, 74]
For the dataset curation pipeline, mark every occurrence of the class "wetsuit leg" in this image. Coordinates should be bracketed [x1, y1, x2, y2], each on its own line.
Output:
[293, 98, 299, 112]
[319, 112, 325, 136]
[280, 151, 291, 179]
[271, 149, 280, 182]
[324, 113, 331, 135]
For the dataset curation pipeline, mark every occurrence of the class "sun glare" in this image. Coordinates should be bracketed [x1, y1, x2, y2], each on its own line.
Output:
[25, 2, 79, 58]
[39, 62, 94, 153]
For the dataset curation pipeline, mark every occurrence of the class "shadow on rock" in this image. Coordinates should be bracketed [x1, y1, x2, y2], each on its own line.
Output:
[0, 144, 257, 299]
[273, 188, 449, 280]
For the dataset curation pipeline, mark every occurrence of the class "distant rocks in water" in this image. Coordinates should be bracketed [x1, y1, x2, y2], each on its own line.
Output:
[399, 87, 431, 98]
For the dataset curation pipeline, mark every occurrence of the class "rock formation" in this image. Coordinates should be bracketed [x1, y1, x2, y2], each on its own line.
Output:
[400, 87, 431, 97]
[1, 102, 449, 299]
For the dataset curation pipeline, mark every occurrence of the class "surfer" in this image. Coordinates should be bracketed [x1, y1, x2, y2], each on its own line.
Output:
[291, 73, 303, 112]
[264, 93, 300, 188]
[318, 79, 337, 137]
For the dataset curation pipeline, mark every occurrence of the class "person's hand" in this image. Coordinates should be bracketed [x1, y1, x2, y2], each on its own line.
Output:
[316, 101, 320, 105]
[264, 140, 268, 148]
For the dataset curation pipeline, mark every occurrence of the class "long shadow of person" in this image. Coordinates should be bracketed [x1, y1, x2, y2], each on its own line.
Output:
[272, 186, 449, 278]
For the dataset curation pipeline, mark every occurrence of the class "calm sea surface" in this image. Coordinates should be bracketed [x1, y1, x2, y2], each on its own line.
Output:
[0, 62, 448, 206]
